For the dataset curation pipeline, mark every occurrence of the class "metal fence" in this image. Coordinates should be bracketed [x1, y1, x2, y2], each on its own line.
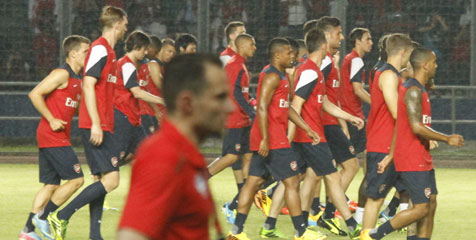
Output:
[0, 0, 475, 85]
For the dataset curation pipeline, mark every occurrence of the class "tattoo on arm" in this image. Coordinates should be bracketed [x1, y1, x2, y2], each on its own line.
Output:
[405, 86, 422, 126]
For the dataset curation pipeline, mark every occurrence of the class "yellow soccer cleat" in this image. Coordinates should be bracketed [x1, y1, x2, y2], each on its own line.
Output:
[254, 189, 272, 216]
[359, 229, 375, 240]
[226, 232, 251, 240]
[294, 228, 327, 240]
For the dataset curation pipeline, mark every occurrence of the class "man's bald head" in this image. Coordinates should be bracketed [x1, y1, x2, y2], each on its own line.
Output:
[410, 47, 434, 71]
[235, 33, 256, 58]
[235, 33, 254, 48]
[268, 37, 290, 58]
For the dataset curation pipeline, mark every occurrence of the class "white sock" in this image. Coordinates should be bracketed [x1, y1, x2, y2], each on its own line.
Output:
[354, 207, 365, 224]
[399, 203, 409, 211]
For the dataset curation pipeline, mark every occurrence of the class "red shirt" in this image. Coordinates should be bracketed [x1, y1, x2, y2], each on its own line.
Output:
[320, 53, 340, 125]
[79, 37, 117, 132]
[394, 78, 433, 171]
[225, 54, 254, 128]
[138, 60, 162, 116]
[366, 63, 401, 153]
[250, 65, 291, 150]
[219, 47, 237, 66]
[340, 50, 365, 119]
[293, 59, 326, 143]
[36, 63, 82, 148]
[119, 119, 215, 240]
[114, 55, 141, 126]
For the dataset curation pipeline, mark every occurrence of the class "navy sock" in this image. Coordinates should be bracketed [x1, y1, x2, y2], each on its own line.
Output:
[39, 201, 59, 220]
[311, 197, 321, 215]
[345, 217, 357, 230]
[24, 212, 35, 232]
[228, 192, 239, 210]
[324, 200, 336, 219]
[302, 211, 309, 226]
[264, 217, 277, 230]
[370, 221, 394, 239]
[57, 181, 107, 221]
[417, 238, 430, 240]
[407, 236, 418, 240]
[268, 182, 279, 199]
[237, 182, 244, 191]
[89, 194, 105, 240]
[291, 215, 306, 237]
[232, 213, 248, 234]
[387, 196, 400, 216]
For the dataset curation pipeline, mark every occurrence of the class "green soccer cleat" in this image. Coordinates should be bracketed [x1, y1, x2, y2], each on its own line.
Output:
[47, 212, 68, 240]
[348, 223, 362, 240]
[259, 227, 286, 238]
[317, 217, 347, 236]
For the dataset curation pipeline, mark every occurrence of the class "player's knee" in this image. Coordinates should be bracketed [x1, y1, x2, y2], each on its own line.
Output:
[69, 177, 84, 190]
[44, 184, 60, 192]
[413, 203, 430, 218]
[282, 176, 300, 190]
[101, 172, 120, 192]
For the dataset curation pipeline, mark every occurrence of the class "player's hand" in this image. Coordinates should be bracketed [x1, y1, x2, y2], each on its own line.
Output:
[90, 123, 103, 146]
[258, 139, 269, 157]
[447, 134, 464, 147]
[377, 155, 393, 174]
[349, 116, 365, 130]
[306, 129, 320, 145]
[430, 140, 439, 150]
[49, 118, 67, 132]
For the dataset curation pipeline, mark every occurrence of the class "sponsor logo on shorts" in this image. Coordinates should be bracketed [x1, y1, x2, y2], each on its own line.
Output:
[194, 174, 208, 198]
[290, 161, 298, 171]
[349, 145, 355, 155]
[379, 184, 387, 194]
[111, 157, 118, 167]
[235, 144, 241, 152]
[74, 164, 81, 173]
[424, 188, 431, 199]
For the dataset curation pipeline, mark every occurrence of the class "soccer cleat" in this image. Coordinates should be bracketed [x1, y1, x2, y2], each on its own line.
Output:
[359, 229, 375, 240]
[348, 223, 362, 240]
[254, 189, 272, 216]
[103, 200, 118, 211]
[260, 227, 286, 238]
[294, 228, 327, 240]
[397, 227, 407, 234]
[19, 230, 42, 240]
[221, 202, 237, 224]
[348, 200, 358, 213]
[308, 211, 324, 226]
[226, 232, 251, 240]
[32, 214, 54, 240]
[317, 217, 347, 236]
[280, 207, 289, 215]
[47, 212, 68, 240]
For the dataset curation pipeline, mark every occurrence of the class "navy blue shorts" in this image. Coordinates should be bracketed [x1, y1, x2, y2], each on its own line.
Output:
[248, 148, 299, 181]
[141, 114, 158, 135]
[222, 127, 251, 170]
[400, 169, 438, 204]
[114, 109, 147, 160]
[80, 129, 119, 175]
[324, 125, 356, 163]
[366, 152, 401, 199]
[347, 122, 366, 154]
[292, 142, 337, 176]
[39, 146, 84, 185]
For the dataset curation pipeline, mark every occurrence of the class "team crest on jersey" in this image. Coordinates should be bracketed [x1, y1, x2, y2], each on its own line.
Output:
[379, 184, 387, 194]
[349, 145, 355, 155]
[290, 161, 298, 171]
[74, 164, 81, 174]
[194, 174, 208, 198]
[424, 188, 431, 198]
[111, 157, 118, 167]
[235, 144, 241, 152]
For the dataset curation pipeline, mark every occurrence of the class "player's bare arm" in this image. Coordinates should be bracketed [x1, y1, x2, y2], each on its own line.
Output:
[83, 75, 103, 146]
[405, 86, 464, 147]
[288, 105, 320, 145]
[352, 81, 371, 104]
[377, 127, 397, 174]
[147, 61, 162, 90]
[322, 95, 364, 130]
[287, 95, 306, 142]
[129, 87, 164, 105]
[29, 69, 70, 132]
[379, 70, 399, 118]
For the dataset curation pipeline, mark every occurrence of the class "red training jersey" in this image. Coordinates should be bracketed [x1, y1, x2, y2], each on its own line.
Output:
[250, 65, 291, 150]
[394, 78, 433, 171]
[119, 119, 215, 240]
[36, 63, 82, 148]
[79, 36, 117, 132]
[366, 63, 401, 153]
[339, 50, 365, 119]
[114, 55, 142, 126]
[225, 54, 254, 128]
[293, 58, 326, 143]
[219, 46, 237, 66]
[320, 52, 340, 125]
[138, 59, 164, 116]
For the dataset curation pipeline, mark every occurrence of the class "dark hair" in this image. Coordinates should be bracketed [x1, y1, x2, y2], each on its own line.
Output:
[349, 28, 369, 48]
[410, 47, 434, 70]
[99, 5, 127, 29]
[149, 35, 162, 52]
[268, 37, 290, 58]
[297, 39, 306, 49]
[161, 38, 175, 47]
[225, 21, 245, 41]
[163, 54, 223, 112]
[316, 16, 341, 33]
[378, 34, 390, 61]
[124, 30, 151, 52]
[305, 29, 327, 53]
[386, 33, 412, 56]
[235, 33, 254, 47]
[175, 33, 197, 52]
[63, 35, 90, 58]
[303, 19, 319, 34]
[285, 37, 299, 52]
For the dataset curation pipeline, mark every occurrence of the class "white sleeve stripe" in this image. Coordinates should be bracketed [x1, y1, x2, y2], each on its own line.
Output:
[350, 57, 364, 80]
[320, 56, 332, 70]
[220, 55, 232, 67]
[295, 69, 318, 91]
[85, 45, 108, 73]
[122, 62, 137, 86]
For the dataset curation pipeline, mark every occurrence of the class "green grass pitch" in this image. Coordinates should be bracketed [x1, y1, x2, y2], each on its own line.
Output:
[1, 164, 475, 239]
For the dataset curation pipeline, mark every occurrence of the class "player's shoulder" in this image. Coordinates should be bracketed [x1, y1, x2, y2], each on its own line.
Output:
[320, 55, 332, 70]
